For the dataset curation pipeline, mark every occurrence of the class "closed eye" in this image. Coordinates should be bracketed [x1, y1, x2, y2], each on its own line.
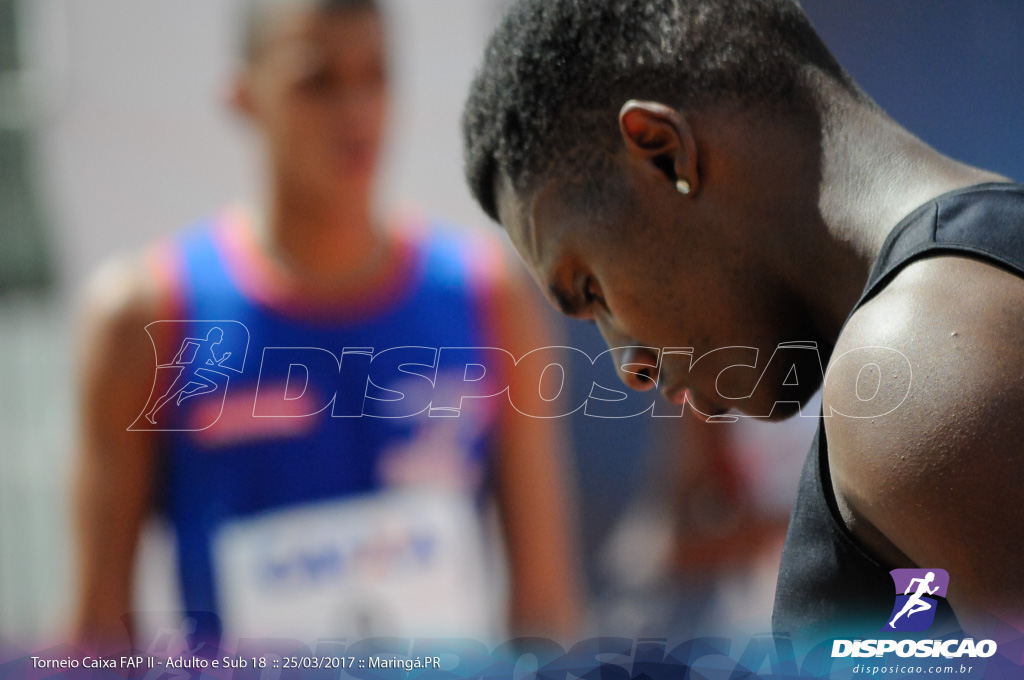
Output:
[580, 276, 610, 316]
[548, 283, 580, 317]
[548, 273, 607, 322]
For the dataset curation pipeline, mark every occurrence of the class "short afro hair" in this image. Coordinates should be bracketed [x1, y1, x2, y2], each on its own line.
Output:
[241, 0, 380, 63]
[462, 0, 858, 221]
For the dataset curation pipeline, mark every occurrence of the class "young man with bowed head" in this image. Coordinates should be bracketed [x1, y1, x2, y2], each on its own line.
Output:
[462, 0, 1023, 645]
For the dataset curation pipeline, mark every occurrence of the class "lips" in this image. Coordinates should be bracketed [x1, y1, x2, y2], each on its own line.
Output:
[332, 138, 378, 175]
[662, 385, 730, 418]
[662, 384, 688, 406]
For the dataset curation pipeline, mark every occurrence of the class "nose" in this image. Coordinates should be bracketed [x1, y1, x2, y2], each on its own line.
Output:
[332, 84, 386, 129]
[595, 318, 660, 391]
[612, 345, 661, 391]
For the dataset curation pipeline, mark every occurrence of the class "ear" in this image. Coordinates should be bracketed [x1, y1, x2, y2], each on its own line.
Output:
[618, 100, 699, 195]
[227, 69, 257, 119]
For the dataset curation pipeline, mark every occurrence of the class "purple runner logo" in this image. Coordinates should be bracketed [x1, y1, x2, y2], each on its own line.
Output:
[883, 568, 949, 632]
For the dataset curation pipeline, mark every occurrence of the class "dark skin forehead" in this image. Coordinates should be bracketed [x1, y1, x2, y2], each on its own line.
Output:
[494, 174, 542, 280]
[494, 172, 584, 318]
[494, 157, 678, 327]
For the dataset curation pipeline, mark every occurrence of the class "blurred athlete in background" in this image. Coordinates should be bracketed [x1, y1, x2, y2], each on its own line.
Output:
[74, 0, 578, 650]
[600, 397, 819, 638]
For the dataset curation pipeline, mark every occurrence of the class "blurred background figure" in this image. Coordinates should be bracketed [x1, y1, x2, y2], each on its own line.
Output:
[72, 0, 578, 649]
[0, 0, 1022, 653]
[597, 399, 820, 640]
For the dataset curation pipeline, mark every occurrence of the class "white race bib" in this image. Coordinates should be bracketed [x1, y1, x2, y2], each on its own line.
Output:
[213, 489, 494, 642]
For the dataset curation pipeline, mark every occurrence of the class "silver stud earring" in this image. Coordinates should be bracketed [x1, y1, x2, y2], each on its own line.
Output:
[675, 178, 692, 195]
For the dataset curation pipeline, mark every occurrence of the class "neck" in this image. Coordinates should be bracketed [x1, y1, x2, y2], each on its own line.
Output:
[794, 79, 1008, 344]
[257, 173, 388, 285]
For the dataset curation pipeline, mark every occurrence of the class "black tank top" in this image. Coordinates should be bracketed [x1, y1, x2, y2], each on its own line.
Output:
[773, 182, 1024, 646]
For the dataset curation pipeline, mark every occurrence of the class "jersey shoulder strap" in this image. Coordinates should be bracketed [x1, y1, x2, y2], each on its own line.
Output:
[861, 182, 1024, 304]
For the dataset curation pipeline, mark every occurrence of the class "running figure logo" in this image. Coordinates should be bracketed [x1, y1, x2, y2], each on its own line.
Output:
[883, 568, 950, 632]
[130, 321, 249, 431]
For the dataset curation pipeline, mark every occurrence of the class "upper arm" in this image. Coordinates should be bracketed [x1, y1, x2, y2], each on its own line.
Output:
[79, 258, 165, 452]
[824, 255, 1024, 630]
[74, 255, 168, 642]
[476, 240, 580, 637]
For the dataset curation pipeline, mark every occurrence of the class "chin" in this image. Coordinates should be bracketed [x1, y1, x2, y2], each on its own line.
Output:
[759, 402, 807, 422]
[733, 380, 822, 420]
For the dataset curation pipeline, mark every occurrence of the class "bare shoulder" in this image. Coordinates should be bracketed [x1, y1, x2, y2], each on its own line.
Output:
[74, 252, 172, 644]
[80, 254, 164, 344]
[823, 254, 1024, 626]
[78, 252, 171, 435]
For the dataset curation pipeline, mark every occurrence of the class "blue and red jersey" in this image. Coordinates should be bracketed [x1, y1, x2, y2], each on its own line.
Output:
[143, 209, 508, 625]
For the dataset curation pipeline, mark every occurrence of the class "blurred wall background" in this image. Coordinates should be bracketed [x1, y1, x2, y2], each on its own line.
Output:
[802, 0, 1024, 181]
[1, 0, 1022, 643]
